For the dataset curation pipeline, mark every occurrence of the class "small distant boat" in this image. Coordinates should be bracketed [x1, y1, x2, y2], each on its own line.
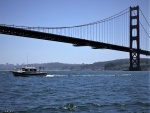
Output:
[11, 66, 47, 77]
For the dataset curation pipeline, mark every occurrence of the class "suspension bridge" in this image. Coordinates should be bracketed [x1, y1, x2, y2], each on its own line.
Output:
[0, 6, 149, 71]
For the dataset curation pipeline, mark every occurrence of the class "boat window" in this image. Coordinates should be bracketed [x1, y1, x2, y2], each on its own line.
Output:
[22, 68, 25, 71]
[25, 69, 28, 71]
[30, 69, 36, 71]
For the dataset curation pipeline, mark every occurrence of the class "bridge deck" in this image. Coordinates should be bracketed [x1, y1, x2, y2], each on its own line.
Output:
[0, 25, 149, 56]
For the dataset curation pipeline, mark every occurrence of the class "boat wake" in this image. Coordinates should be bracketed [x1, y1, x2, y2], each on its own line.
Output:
[45, 74, 69, 77]
[46, 75, 55, 77]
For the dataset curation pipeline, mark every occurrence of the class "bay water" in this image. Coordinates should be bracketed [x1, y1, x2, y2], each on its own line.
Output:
[0, 71, 149, 113]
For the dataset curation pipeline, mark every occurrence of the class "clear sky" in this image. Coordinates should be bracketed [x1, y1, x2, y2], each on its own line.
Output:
[0, 0, 149, 64]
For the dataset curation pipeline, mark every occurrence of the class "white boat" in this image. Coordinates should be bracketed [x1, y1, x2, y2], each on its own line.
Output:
[11, 66, 47, 77]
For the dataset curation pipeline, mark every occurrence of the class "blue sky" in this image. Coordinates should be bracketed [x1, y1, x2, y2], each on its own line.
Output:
[0, 0, 149, 64]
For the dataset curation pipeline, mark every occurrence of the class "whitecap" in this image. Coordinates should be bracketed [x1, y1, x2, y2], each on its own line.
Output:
[122, 74, 132, 76]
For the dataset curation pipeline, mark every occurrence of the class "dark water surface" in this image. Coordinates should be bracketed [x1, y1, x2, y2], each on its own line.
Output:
[0, 71, 149, 113]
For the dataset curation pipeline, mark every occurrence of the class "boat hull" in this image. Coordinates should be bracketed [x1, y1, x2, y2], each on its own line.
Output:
[12, 71, 47, 77]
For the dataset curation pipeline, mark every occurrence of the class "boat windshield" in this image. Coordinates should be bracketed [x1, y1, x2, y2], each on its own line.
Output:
[22, 67, 36, 72]
[30, 69, 36, 71]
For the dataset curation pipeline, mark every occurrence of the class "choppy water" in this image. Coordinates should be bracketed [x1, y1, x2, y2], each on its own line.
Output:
[0, 71, 150, 113]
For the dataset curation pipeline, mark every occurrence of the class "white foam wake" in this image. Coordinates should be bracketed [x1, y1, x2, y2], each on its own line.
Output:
[46, 75, 55, 77]
[46, 74, 67, 77]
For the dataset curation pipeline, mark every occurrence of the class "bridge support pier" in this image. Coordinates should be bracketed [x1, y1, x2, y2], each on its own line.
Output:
[129, 6, 141, 71]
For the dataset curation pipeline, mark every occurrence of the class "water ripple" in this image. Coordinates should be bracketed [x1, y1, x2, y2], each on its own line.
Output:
[0, 71, 149, 113]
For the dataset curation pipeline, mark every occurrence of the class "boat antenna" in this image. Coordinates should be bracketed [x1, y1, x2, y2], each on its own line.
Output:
[27, 53, 28, 67]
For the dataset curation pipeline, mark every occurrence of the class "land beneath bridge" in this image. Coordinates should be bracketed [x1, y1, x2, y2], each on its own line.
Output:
[0, 58, 149, 71]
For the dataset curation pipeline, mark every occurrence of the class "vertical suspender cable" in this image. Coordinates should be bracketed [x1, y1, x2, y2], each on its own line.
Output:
[102, 22, 103, 42]
[90, 24, 91, 40]
[99, 22, 100, 42]
[104, 21, 105, 42]
[96, 23, 97, 41]
[93, 24, 94, 41]
[87, 25, 88, 40]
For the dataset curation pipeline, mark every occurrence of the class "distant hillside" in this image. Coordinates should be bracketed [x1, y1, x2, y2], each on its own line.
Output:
[80, 58, 150, 71]
[0, 58, 149, 71]
[0, 62, 82, 71]
[104, 58, 150, 71]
